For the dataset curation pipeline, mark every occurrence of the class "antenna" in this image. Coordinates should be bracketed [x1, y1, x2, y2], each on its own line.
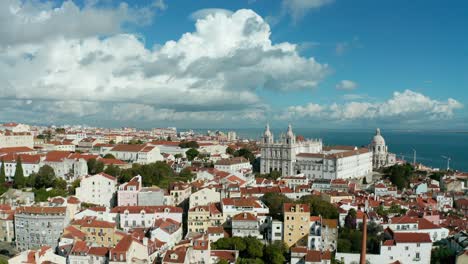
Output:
[441, 156, 451, 171]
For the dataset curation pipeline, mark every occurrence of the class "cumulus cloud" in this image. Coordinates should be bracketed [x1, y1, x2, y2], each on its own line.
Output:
[189, 8, 233, 21]
[0, 0, 162, 46]
[336, 80, 358, 90]
[0, 8, 328, 125]
[282, 0, 334, 21]
[281, 90, 464, 122]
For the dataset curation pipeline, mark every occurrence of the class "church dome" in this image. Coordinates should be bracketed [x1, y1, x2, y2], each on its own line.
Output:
[264, 124, 272, 137]
[286, 124, 294, 138]
[372, 128, 386, 146]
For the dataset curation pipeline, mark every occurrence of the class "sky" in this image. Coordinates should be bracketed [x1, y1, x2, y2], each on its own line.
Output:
[0, 0, 467, 129]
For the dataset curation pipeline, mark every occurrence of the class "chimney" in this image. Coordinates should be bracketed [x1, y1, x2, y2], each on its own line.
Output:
[359, 213, 367, 264]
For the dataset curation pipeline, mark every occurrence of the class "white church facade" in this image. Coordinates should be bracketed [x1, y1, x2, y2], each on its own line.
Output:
[260, 125, 373, 180]
[370, 128, 396, 169]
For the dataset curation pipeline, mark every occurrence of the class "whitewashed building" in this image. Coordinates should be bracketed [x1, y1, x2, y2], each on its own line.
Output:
[0, 131, 33, 149]
[189, 187, 221, 208]
[110, 206, 183, 231]
[75, 173, 118, 207]
[214, 157, 252, 176]
[260, 124, 372, 180]
[109, 144, 164, 164]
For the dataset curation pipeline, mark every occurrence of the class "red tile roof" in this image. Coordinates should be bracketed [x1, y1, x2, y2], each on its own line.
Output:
[215, 157, 249, 165]
[16, 206, 66, 215]
[284, 203, 310, 213]
[393, 232, 431, 243]
[0, 147, 34, 154]
[88, 247, 109, 256]
[72, 216, 116, 229]
[67, 196, 80, 204]
[210, 250, 237, 262]
[99, 158, 127, 166]
[0, 153, 41, 164]
[232, 212, 257, 221]
[111, 144, 148, 152]
[70, 241, 89, 255]
[84, 172, 116, 181]
[163, 248, 187, 263]
[110, 205, 183, 214]
[222, 197, 263, 208]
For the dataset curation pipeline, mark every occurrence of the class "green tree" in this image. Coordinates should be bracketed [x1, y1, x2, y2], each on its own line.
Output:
[13, 157, 25, 189]
[54, 178, 67, 190]
[103, 153, 116, 159]
[234, 148, 255, 163]
[261, 193, 292, 220]
[362, 177, 368, 184]
[226, 146, 235, 155]
[0, 159, 6, 184]
[179, 141, 199, 149]
[118, 169, 134, 184]
[386, 164, 414, 190]
[87, 158, 104, 174]
[344, 209, 357, 229]
[300, 195, 339, 219]
[337, 238, 352, 252]
[431, 245, 456, 264]
[34, 165, 56, 189]
[244, 237, 263, 259]
[68, 179, 81, 194]
[109, 139, 116, 144]
[429, 171, 445, 182]
[186, 148, 199, 161]
[174, 154, 183, 159]
[104, 164, 121, 177]
[179, 167, 194, 181]
[263, 241, 287, 264]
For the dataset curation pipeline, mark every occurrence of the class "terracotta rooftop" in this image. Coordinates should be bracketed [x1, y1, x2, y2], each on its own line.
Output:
[16, 206, 66, 215]
[163, 248, 187, 263]
[284, 203, 310, 213]
[111, 144, 148, 152]
[232, 212, 257, 221]
[110, 205, 183, 214]
[215, 157, 249, 166]
[394, 232, 431, 243]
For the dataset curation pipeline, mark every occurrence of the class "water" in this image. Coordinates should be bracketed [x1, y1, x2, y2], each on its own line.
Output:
[197, 128, 468, 172]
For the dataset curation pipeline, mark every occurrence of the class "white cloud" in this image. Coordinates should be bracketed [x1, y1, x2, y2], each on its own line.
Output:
[0, 0, 161, 46]
[336, 80, 358, 90]
[189, 8, 233, 21]
[282, 0, 334, 21]
[282, 90, 464, 122]
[335, 36, 361, 56]
[0, 8, 328, 125]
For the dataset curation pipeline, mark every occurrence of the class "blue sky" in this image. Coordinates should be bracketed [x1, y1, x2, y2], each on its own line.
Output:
[0, 0, 466, 129]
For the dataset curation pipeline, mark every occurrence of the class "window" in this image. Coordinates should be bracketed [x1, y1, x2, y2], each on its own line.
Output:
[405, 246, 409, 251]
[416, 252, 420, 259]
[417, 243, 420, 247]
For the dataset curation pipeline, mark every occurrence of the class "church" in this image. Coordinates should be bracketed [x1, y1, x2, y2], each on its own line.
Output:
[370, 128, 396, 169]
[260, 124, 373, 180]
